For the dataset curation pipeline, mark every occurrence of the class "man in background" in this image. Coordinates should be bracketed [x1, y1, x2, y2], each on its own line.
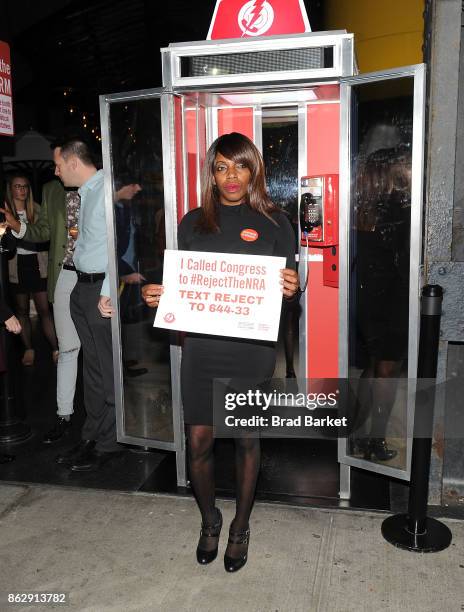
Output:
[53, 137, 121, 471]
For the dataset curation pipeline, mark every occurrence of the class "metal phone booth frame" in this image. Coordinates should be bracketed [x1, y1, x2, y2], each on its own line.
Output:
[100, 30, 426, 498]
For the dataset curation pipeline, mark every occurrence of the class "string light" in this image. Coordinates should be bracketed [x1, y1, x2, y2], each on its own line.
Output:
[63, 93, 101, 141]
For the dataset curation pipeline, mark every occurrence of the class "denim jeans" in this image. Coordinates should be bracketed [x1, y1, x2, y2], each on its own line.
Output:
[53, 268, 81, 416]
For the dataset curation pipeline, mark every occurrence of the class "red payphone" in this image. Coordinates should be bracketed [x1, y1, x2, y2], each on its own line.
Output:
[300, 174, 339, 288]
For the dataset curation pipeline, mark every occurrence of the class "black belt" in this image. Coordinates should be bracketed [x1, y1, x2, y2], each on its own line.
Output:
[62, 264, 76, 271]
[75, 270, 105, 283]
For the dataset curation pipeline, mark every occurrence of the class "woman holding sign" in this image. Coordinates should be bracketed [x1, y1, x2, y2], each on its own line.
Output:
[142, 133, 299, 572]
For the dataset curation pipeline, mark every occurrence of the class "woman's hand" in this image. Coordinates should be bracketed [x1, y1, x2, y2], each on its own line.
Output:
[4, 315, 21, 334]
[0, 206, 20, 233]
[280, 268, 300, 300]
[142, 284, 164, 308]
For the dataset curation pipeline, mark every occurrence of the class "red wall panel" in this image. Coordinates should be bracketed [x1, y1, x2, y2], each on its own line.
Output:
[305, 97, 340, 379]
[217, 107, 254, 139]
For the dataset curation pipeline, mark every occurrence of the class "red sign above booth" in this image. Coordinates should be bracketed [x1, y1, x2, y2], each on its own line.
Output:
[0, 40, 14, 136]
[207, 0, 311, 40]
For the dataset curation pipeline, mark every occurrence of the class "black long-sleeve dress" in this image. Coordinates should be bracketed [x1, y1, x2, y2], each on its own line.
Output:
[178, 203, 296, 425]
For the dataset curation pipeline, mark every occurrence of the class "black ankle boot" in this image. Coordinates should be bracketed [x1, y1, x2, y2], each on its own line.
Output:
[224, 525, 250, 573]
[365, 438, 397, 461]
[196, 508, 222, 565]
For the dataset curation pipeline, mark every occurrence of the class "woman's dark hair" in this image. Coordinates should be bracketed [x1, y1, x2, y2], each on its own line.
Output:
[356, 145, 412, 231]
[198, 132, 277, 233]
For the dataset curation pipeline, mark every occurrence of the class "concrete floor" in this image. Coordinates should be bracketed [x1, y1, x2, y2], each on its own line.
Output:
[0, 483, 463, 612]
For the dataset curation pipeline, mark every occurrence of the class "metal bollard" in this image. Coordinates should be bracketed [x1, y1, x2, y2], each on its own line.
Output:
[381, 285, 452, 552]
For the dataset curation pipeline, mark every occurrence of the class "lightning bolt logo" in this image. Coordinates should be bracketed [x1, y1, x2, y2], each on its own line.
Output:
[238, 0, 274, 37]
[244, 0, 266, 33]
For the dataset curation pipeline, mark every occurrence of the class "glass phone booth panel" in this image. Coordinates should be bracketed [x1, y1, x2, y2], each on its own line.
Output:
[339, 66, 425, 480]
[102, 94, 176, 447]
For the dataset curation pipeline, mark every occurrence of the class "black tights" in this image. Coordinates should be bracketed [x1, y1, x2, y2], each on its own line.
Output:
[356, 358, 403, 439]
[15, 291, 58, 352]
[187, 425, 260, 551]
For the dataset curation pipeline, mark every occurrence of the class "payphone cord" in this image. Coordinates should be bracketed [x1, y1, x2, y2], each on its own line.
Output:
[299, 232, 310, 293]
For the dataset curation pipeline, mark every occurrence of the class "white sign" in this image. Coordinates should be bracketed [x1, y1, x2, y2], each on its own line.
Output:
[154, 250, 286, 341]
[0, 41, 14, 136]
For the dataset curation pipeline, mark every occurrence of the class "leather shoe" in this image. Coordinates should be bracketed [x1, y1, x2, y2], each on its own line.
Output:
[43, 417, 72, 444]
[55, 440, 95, 465]
[70, 448, 124, 472]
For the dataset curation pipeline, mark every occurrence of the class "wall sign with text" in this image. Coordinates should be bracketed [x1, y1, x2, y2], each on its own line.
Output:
[0, 41, 14, 137]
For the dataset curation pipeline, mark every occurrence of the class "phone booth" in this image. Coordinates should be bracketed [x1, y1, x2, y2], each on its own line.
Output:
[100, 29, 425, 499]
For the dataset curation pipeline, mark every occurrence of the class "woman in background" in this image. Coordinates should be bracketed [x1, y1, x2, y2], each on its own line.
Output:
[354, 145, 411, 461]
[4, 174, 58, 366]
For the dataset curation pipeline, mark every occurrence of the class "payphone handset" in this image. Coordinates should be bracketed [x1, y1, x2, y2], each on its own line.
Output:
[299, 175, 339, 246]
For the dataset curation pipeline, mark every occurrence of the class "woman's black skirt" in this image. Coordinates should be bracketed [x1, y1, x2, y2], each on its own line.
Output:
[11, 254, 47, 294]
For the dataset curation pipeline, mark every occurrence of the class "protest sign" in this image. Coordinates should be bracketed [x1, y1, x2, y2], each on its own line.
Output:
[154, 249, 285, 341]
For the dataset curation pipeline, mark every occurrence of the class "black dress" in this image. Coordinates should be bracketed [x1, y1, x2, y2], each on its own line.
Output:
[356, 190, 410, 362]
[178, 203, 296, 425]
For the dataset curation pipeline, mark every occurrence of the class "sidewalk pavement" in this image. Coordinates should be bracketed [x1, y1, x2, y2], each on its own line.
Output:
[0, 483, 463, 612]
